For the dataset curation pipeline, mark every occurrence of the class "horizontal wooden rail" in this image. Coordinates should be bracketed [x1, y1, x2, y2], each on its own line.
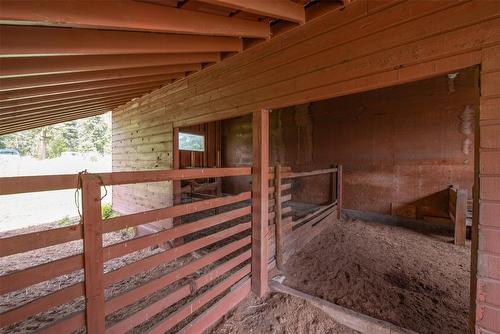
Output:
[103, 206, 251, 260]
[105, 237, 250, 314]
[0, 253, 83, 295]
[0, 167, 251, 195]
[0, 174, 78, 195]
[99, 167, 251, 186]
[146, 264, 251, 334]
[292, 202, 337, 228]
[0, 282, 84, 327]
[36, 311, 85, 334]
[106, 252, 251, 333]
[0, 224, 82, 257]
[177, 278, 251, 334]
[104, 222, 250, 286]
[103, 191, 251, 233]
[282, 167, 337, 179]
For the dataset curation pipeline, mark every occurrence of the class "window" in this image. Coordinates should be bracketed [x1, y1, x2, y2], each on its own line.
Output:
[179, 132, 205, 152]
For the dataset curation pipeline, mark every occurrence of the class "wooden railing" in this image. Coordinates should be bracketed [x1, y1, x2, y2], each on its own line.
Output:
[0, 167, 252, 333]
[449, 186, 467, 246]
[269, 165, 343, 268]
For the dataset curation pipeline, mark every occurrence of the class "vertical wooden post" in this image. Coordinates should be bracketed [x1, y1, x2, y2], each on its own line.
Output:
[172, 127, 183, 245]
[81, 175, 105, 334]
[454, 189, 467, 246]
[252, 109, 269, 297]
[336, 164, 343, 219]
[330, 164, 336, 204]
[275, 164, 284, 269]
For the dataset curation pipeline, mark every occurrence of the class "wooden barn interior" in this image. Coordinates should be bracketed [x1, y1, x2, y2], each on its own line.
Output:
[0, 1, 499, 333]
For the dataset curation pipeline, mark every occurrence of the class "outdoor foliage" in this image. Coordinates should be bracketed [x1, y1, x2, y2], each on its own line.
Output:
[0, 114, 111, 158]
[179, 132, 205, 151]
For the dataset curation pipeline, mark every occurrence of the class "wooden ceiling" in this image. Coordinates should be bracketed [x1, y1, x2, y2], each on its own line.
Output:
[0, 0, 345, 135]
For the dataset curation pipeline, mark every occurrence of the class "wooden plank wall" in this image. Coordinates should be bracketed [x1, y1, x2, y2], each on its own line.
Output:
[112, 101, 174, 217]
[475, 45, 500, 334]
[112, 1, 500, 331]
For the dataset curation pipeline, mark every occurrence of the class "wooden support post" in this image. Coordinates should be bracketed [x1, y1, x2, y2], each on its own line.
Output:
[454, 189, 467, 246]
[81, 175, 105, 334]
[275, 164, 284, 269]
[252, 109, 269, 297]
[336, 164, 343, 219]
[330, 164, 336, 204]
[172, 127, 183, 245]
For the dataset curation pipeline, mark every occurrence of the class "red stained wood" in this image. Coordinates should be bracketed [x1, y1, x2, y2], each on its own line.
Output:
[0, 53, 220, 78]
[103, 191, 250, 233]
[274, 165, 284, 269]
[0, 25, 243, 57]
[0, 167, 251, 195]
[102, 206, 251, 260]
[0, 223, 82, 257]
[81, 175, 105, 334]
[337, 164, 343, 219]
[0, 0, 268, 38]
[178, 278, 251, 334]
[105, 237, 250, 314]
[107, 253, 250, 333]
[36, 312, 85, 334]
[0, 253, 83, 295]
[198, 0, 305, 24]
[456, 189, 467, 246]
[281, 167, 338, 179]
[104, 222, 250, 286]
[146, 265, 251, 334]
[0, 283, 84, 327]
[251, 109, 269, 297]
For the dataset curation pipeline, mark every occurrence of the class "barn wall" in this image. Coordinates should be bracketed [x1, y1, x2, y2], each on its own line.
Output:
[112, 103, 173, 225]
[112, 1, 500, 331]
[221, 70, 478, 218]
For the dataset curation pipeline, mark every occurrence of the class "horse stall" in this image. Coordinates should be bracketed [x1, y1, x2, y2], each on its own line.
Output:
[1, 2, 500, 334]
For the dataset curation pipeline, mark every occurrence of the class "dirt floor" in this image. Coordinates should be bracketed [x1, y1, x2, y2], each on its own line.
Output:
[279, 217, 471, 334]
[210, 292, 359, 334]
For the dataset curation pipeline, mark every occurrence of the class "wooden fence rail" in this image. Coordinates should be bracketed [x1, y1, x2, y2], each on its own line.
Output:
[269, 164, 343, 268]
[0, 167, 253, 333]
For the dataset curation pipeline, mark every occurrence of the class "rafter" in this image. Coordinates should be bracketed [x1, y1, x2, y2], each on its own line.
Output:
[0, 63, 201, 91]
[0, 25, 243, 57]
[198, 0, 305, 24]
[0, 83, 162, 109]
[0, 86, 158, 114]
[0, 0, 269, 38]
[0, 108, 114, 135]
[0, 53, 220, 78]
[1, 96, 133, 121]
[0, 73, 182, 101]
[0, 90, 152, 115]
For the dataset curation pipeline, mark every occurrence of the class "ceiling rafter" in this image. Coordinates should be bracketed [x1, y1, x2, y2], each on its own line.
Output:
[1, 90, 154, 115]
[0, 0, 270, 38]
[0, 53, 220, 78]
[197, 0, 305, 24]
[0, 63, 202, 91]
[0, 73, 183, 101]
[0, 84, 163, 109]
[0, 25, 243, 57]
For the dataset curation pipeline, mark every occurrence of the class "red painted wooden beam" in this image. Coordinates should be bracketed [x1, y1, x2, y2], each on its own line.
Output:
[0, 53, 220, 78]
[199, 0, 305, 24]
[251, 108, 270, 297]
[0, 0, 269, 38]
[0, 25, 243, 57]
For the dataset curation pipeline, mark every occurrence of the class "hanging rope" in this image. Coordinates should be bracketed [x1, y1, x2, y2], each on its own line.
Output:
[74, 170, 108, 221]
